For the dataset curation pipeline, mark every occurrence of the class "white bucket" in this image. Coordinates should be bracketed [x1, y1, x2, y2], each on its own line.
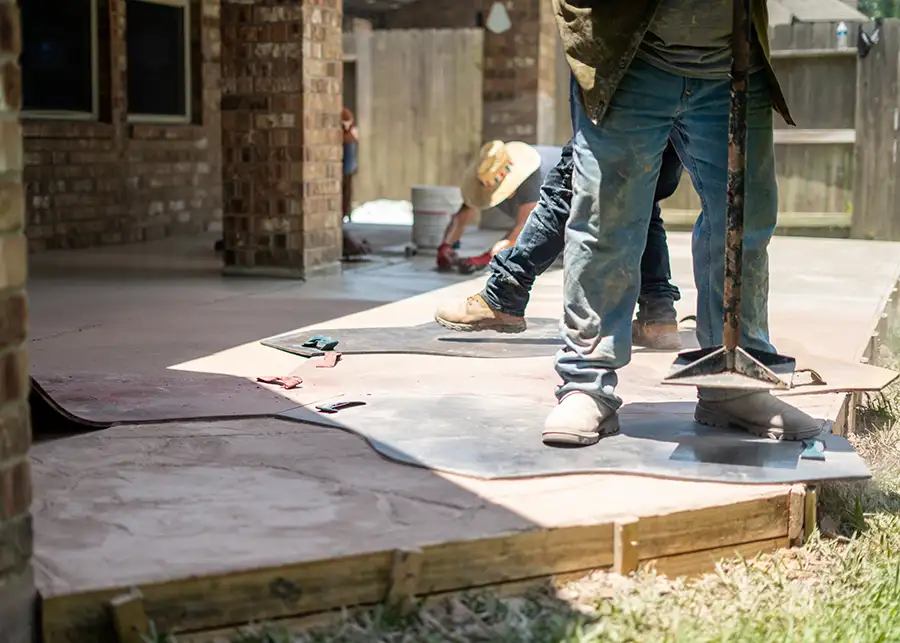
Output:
[411, 185, 462, 249]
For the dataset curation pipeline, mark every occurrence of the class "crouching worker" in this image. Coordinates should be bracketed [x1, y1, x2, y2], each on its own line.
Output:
[436, 141, 562, 274]
[434, 138, 686, 351]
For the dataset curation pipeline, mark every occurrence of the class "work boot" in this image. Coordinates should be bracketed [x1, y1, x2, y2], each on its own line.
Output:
[695, 391, 823, 441]
[632, 297, 682, 350]
[434, 293, 526, 333]
[543, 392, 620, 447]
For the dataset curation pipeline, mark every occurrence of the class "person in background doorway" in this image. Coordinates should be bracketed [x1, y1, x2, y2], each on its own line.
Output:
[342, 107, 359, 221]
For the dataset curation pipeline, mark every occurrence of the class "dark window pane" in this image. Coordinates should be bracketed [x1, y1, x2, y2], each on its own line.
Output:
[126, 0, 187, 116]
[20, 0, 94, 113]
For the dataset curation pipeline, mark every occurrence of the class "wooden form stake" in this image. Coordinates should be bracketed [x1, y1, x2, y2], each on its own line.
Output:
[788, 484, 807, 546]
[805, 485, 818, 540]
[385, 548, 423, 613]
[613, 518, 640, 575]
[108, 588, 149, 643]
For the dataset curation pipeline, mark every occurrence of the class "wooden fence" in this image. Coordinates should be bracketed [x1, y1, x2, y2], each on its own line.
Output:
[853, 19, 900, 241]
[347, 20, 900, 240]
[661, 21, 862, 229]
[345, 28, 484, 204]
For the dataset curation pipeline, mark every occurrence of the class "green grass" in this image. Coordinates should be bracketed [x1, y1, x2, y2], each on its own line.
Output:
[159, 344, 900, 643]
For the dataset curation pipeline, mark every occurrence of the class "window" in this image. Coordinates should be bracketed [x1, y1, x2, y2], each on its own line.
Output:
[126, 0, 191, 123]
[20, 0, 99, 119]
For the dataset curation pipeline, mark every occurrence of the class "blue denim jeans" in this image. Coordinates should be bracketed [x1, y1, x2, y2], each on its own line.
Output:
[481, 139, 683, 318]
[556, 58, 778, 410]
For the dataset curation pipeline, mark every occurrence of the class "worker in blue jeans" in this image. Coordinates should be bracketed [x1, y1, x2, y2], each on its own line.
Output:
[434, 137, 685, 351]
[537, 0, 821, 447]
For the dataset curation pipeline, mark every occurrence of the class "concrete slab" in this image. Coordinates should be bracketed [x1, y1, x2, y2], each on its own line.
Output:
[26, 231, 900, 642]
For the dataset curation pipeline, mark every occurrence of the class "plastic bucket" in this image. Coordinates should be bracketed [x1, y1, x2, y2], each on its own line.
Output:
[411, 185, 462, 249]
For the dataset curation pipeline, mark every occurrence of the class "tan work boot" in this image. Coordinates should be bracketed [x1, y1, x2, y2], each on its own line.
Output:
[695, 391, 823, 441]
[631, 320, 682, 350]
[632, 296, 682, 350]
[434, 293, 527, 333]
[542, 392, 620, 447]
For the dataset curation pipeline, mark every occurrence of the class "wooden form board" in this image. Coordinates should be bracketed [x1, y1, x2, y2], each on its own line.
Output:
[41, 490, 799, 643]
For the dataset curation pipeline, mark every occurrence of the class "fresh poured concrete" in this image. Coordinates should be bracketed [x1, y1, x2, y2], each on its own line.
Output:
[27, 230, 900, 610]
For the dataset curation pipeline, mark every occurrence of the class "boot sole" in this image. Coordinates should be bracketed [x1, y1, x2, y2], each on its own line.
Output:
[633, 337, 683, 351]
[542, 415, 621, 447]
[694, 405, 822, 442]
[632, 327, 683, 351]
[434, 315, 527, 334]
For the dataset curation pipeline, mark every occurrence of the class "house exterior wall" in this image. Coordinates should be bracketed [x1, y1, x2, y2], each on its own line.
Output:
[21, 0, 223, 251]
[0, 0, 34, 640]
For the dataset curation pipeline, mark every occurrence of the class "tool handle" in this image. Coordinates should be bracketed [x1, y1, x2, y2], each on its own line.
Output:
[723, 0, 753, 351]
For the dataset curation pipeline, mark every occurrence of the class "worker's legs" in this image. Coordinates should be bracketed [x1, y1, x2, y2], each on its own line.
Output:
[435, 139, 686, 346]
[667, 71, 819, 441]
[671, 72, 776, 355]
[639, 142, 682, 306]
[632, 141, 684, 350]
[480, 139, 574, 316]
[545, 58, 677, 446]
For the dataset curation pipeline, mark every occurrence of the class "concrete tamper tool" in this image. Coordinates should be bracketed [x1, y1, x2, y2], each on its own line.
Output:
[663, 0, 796, 391]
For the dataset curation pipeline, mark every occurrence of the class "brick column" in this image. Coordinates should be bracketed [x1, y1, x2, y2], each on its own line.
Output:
[482, 0, 558, 145]
[0, 1, 34, 641]
[220, 0, 343, 279]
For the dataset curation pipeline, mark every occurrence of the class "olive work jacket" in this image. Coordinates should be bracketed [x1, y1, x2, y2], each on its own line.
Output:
[552, 0, 795, 127]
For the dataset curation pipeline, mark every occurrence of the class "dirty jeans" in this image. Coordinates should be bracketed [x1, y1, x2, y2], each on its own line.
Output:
[557, 58, 778, 410]
[481, 139, 683, 318]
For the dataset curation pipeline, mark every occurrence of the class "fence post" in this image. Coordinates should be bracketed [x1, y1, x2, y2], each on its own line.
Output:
[852, 19, 900, 241]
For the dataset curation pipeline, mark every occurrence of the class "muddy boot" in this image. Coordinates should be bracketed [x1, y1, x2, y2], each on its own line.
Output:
[543, 392, 620, 447]
[434, 293, 527, 333]
[632, 297, 682, 350]
[695, 390, 823, 441]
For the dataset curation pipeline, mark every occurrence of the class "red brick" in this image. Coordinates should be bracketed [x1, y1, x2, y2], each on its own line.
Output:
[0, 403, 30, 463]
[221, 0, 342, 277]
[0, 347, 28, 406]
[0, 515, 32, 576]
[0, 294, 27, 348]
[0, 459, 30, 522]
[22, 0, 223, 252]
[0, 0, 19, 56]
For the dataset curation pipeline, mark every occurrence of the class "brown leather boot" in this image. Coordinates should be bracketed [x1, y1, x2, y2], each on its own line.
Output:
[632, 297, 682, 350]
[434, 293, 526, 333]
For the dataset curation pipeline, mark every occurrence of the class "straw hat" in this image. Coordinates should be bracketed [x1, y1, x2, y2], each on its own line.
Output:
[460, 140, 541, 210]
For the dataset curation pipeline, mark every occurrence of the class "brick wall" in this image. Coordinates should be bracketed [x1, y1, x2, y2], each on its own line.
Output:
[481, 0, 557, 144]
[0, 0, 35, 640]
[220, 0, 343, 278]
[22, 0, 223, 251]
[380, 0, 483, 29]
[380, 0, 559, 146]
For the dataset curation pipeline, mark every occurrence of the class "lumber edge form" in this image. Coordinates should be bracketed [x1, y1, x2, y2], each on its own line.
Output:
[40, 492, 791, 643]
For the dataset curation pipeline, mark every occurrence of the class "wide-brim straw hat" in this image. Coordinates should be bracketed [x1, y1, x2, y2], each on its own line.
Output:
[460, 140, 541, 210]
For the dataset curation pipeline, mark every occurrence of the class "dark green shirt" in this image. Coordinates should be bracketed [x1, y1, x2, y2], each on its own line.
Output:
[638, 0, 744, 78]
[552, 0, 793, 126]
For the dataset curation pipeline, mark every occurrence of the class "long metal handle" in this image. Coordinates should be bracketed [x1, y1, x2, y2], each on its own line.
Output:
[723, 0, 752, 351]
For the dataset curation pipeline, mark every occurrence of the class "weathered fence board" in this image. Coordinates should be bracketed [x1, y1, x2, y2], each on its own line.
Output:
[852, 20, 900, 241]
[353, 29, 484, 204]
[663, 21, 862, 220]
